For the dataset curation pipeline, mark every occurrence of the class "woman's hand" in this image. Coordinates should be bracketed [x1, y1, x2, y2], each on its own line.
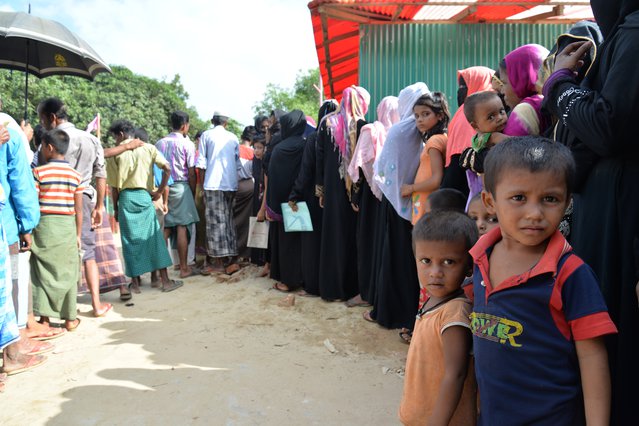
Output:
[288, 200, 299, 212]
[554, 41, 591, 73]
[400, 184, 414, 198]
[256, 207, 266, 222]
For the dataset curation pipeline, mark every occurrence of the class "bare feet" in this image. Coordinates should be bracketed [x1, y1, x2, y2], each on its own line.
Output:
[179, 266, 199, 278]
[345, 294, 371, 308]
[272, 282, 290, 292]
[278, 294, 296, 307]
[129, 277, 141, 294]
[161, 279, 183, 293]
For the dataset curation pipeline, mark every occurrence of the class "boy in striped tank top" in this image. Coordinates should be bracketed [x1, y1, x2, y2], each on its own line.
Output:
[30, 129, 85, 331]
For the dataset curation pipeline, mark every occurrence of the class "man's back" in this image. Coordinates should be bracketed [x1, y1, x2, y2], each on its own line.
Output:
[155, 132, 195, 182]
[196, 126, 239, 191]
[106, 143, 164, 191]
[57, 121, 106, 195]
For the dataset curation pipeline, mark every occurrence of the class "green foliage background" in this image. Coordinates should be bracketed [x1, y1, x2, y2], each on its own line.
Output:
[253, 68, 321, 121]
[0, 65, 320, 145]
[0, 66, 244, 145]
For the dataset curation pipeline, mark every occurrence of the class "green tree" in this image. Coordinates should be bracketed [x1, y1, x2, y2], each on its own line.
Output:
[0, 66, 209, 146]
[253, 68, 321, 121]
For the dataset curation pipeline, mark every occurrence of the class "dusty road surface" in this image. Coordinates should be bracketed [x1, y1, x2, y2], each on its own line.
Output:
[2, 265, 408, 425]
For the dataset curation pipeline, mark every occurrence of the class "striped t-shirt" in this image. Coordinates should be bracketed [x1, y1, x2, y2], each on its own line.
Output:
[33, 160, 85, 215]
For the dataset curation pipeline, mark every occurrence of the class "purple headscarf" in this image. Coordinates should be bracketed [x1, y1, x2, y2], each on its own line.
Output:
[504, 44, 549, 100]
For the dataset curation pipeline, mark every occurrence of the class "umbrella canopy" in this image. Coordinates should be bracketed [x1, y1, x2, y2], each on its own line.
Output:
[0, 11, 111, 79]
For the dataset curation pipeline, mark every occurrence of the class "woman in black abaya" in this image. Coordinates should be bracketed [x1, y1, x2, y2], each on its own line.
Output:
[288, 100, 338, 296]
[266, 110, 308, 291]
[316, 86, 370, 301]
[544, 1, 639, 422]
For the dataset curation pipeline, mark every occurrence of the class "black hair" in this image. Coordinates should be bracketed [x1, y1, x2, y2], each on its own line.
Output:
[37, 98, 68, 120]
[251, 133, 266, 146]
[483, 136, 576, 195]
[42, 129, 70, 155]
[170, 111, 189, 130]
[463, 91, 501, 123]
[254, 115, 269, 131]
[412, 91, 450, 139]
[195, 130, 203, 140]
[427, 188, 467, 213]
[134, 127, 149, 142]
[499, 58, 507, 72]
[241, 125, 258, 142]
[212, 115, 228, 126]
[108, 120, 136, 139]
[412, 210, 479, 255]
[33, 124, 46, 148]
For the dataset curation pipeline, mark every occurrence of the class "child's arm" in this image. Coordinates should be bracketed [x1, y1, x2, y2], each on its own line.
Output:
[427, 326, 472, 426]
[74, 191, 83, 248]
[488, 132, 509, 145]
[400, 148, 444, 197]
[576, 337, 611, 426]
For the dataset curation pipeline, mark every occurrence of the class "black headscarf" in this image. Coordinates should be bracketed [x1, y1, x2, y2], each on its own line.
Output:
[266, 110, 307, 214]
[591, 0, 639, 38]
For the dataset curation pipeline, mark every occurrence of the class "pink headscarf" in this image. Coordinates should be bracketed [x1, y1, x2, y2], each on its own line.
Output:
[326, 85, 371, 196]
[504, 44, 549, 99]
[348, 96, 400, 199]
[445, 66, 495, 166]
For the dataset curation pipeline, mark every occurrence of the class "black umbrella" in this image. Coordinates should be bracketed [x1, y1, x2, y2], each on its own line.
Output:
[0, 11, 111, 119]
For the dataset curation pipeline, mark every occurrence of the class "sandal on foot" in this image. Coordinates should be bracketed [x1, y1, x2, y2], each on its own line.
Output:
[29, 327, 66, 341]
[179, 268, 201, 279]
[65, 318, 81, 332]
[128, 283, 141, 294]
[93, 303, 113, 318]
[120, 291, 132, 301]
[225, 263, 240, 275]
[399, 328, 413, 344]
[362, 311, 376, 323]
[27, 340, 54, 356]
[4, 355, 47, 376]
[162, 280, 184, 293]
[271, 282, 290, 293]
[345, 297, 371, 308]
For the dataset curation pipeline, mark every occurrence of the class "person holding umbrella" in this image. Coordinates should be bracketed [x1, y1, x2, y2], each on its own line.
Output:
[36, 98, 112, 318]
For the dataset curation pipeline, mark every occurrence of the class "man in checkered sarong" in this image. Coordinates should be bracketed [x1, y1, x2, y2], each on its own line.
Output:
[196, 112, 242, 275]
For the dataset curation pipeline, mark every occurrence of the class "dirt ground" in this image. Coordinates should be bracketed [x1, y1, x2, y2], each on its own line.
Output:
[1, 264, 408, 425]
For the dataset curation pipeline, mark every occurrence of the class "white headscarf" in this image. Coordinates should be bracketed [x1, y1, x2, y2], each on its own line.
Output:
[373, 82, 430, 221]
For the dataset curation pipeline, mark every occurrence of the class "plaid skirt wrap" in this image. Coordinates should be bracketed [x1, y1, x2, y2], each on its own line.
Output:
[118, 189, 172, 277]
[204, 190, 237, 258]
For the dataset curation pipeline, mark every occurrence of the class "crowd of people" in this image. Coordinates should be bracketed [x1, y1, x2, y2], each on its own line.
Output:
[0, 2, 637, 424]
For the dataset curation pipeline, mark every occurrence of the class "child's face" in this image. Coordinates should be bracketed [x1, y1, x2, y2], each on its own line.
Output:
[414, 238, 470, 300]
[253, 143, 265, 159]
[482, 168, 569, 249]
[499, 67, 521, 109]
[413, 104, 441, 135]
[471, 97, 507, 134]
[467, 197, 498, 237]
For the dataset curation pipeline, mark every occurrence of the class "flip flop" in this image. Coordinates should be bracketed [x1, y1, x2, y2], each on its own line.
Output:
[27, 340, 54, 356]
[93, 303, 113, 318]
[271, 282, 290, 293]
[120, 291, 132, 301]
[362, 311, 376, 323]
[5, 354, 47, 376]
[345, 297, 371, 308]
[296, 289, 319, 298]
[179, 268, 201, 279]
[162, 280, 184, 293]
[225, 264, 240, 275]
[399, 328, 413, 344]
[30, 327, 66, 341]
[65, 318, 81, 332]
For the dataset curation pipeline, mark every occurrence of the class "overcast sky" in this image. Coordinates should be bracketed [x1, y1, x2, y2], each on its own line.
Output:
[0, 0, 320, 126]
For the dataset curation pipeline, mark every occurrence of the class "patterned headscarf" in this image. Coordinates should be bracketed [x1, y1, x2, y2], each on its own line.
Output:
[326, 85, 371, 196]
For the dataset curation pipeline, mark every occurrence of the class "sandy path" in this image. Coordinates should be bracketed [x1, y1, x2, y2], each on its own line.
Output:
[2, 265, 408, 425]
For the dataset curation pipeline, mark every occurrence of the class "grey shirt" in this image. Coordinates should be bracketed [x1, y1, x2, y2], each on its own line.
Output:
[58, 121, 106, 199]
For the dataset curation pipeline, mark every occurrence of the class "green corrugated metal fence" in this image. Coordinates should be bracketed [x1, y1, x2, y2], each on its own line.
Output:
[359, 23, 571, 120]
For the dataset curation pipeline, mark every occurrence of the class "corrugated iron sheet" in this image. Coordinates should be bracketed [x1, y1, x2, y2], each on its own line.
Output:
[359, 23, 570, 120]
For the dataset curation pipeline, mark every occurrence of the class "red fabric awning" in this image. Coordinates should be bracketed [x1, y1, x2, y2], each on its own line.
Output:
[308, 0, 594, 101]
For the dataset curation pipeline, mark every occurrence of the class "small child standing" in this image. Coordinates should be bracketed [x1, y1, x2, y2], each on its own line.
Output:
[401, 92, 450, 225]
[399, 210, 478, 425]
[30, 129, 83, 331]
[250, 134, 267, 268]
[472, 136, 617, 424]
